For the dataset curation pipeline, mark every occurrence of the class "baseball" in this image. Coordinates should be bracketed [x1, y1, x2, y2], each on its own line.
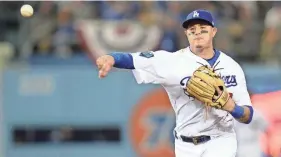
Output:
[20, 4, 33, 17]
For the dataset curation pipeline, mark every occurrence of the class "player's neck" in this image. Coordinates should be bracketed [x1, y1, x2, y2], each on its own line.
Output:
[190, 46, 215, 60]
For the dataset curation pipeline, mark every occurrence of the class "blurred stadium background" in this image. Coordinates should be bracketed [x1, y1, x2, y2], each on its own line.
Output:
[0, 1, 280, 157]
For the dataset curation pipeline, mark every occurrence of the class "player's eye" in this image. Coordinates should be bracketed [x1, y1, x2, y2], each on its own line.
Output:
[189, 28, 194, 31]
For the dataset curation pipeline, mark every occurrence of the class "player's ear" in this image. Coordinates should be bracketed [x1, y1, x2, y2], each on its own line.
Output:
[184, 29, 188, 35]
[212, 27, 217, 37]
[185, 29, 191, 39]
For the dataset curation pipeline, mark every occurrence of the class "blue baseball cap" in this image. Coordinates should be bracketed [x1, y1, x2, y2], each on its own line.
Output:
[182, 9, 215, 28]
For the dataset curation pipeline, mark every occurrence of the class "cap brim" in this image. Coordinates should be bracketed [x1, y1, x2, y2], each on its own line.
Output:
[182, 18, 214, 28]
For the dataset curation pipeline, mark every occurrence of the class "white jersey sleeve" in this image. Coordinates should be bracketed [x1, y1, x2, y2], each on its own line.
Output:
[131, 50, 170, 84]
[231, 64, 252, 106]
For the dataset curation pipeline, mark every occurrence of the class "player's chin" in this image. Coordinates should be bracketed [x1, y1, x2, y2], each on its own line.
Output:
[194, 43, 205, 49]
[195, 45, 203, 49]
[194, 41, 208, 49]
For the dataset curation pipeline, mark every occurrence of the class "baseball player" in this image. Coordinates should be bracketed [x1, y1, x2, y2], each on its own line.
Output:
[96, 9, 254, 157]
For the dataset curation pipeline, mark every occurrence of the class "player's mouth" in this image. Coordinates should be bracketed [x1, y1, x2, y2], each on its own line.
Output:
[194, 37, 203, 40]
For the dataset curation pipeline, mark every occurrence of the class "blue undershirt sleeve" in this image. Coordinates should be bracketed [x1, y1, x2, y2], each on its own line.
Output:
[230, 104, 253, 124]
[109, 52, 135, 69]
[244, 105, 254, 124]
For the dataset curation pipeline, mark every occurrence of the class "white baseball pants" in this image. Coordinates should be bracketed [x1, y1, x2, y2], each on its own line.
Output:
[175, 134, 237, 157]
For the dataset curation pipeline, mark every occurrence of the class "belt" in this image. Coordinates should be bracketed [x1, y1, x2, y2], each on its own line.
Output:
[174, 131, 211, 145]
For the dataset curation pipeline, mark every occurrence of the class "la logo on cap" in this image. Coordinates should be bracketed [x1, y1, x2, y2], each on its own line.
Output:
[193, 11, 199, 17]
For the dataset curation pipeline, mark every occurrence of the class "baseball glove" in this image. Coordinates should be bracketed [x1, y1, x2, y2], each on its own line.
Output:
[186, 65, 230, 109]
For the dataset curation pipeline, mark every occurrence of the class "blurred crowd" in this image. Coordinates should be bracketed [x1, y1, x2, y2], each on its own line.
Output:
[0, 1, 280, 64]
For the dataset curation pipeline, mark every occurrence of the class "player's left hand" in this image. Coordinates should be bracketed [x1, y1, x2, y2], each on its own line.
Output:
[186, 65, 230, 109]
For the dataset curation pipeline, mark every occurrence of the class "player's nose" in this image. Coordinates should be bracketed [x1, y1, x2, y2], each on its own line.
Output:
[194, 28, 201, 35]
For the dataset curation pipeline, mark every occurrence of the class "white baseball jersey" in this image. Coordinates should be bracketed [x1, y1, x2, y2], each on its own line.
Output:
[131, 47, 252, 137]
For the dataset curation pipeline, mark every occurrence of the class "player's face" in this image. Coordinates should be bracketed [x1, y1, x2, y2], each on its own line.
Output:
[185, 20, 217, 49]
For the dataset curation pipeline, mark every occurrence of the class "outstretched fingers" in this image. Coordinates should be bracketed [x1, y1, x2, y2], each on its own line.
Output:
[99, 62, 112, 78]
